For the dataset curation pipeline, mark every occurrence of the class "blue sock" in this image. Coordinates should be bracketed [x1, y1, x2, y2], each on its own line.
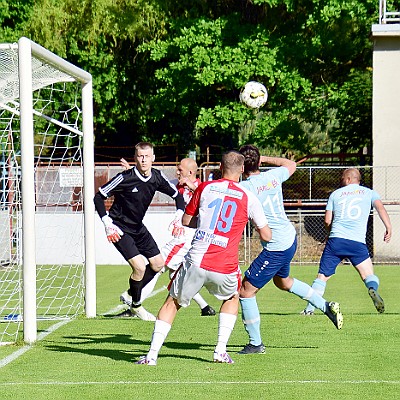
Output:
[290, 278, 327, 312]
[239, 297, 262, 346]
[364, 274, 379, 291]
[304, 278, 326, 313]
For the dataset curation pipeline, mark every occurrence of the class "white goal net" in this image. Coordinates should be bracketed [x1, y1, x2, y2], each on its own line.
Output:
[0, 37, 95, 344]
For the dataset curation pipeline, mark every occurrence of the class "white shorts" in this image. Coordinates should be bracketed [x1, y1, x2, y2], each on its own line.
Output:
[161, 227, 196, 271]
[169, 261, 241, 307]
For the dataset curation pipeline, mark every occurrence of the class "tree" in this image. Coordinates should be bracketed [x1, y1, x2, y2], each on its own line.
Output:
[137, 0, 378, 159]
[0, 0, 379, 161]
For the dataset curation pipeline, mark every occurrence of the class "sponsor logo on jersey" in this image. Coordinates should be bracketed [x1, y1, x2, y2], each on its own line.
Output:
[132, 187, 138, 192]
[340, 189, 365, 197]
[194, 230, 228, 248]
[256, 179, 279, 195]
[209, 185, 243, 199]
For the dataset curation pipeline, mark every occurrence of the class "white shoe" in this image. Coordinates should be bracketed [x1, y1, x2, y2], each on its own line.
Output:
[120, 290, 132, 307]
[130, 305, 156, 321]
[213, 351, 234, 364]
[135, 355, 157, 366]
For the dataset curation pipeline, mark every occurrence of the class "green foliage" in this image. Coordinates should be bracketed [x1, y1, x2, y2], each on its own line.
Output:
[0, 0, 382, 160]
[0, 0, 33, 42]
[138, 0, 378, 158]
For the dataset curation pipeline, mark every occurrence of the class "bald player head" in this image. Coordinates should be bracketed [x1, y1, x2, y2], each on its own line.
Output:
[176, 157, 198, 185]
[341, 168, 361, 187]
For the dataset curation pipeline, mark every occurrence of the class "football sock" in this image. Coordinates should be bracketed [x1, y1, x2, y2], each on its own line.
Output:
[239, 297, 262, 346]
[140, 270, 163, 302]
[142, 264, 158, 287]
[192, 293, 208, 309]
[130, 265, 159, 306]
[215, 312, 237, 353]
[364, 274, 379, 291]
[129, 277, 143, 306]
[290, 278, 326, 312]
[147, 319, 171, 360]
[303, 278, 326, 313]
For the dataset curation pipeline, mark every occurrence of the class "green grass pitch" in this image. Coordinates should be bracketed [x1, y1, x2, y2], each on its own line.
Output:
[0, 263, 399, 399]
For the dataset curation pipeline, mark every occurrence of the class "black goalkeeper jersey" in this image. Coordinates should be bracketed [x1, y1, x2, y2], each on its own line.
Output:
[94, 167, 184, 233]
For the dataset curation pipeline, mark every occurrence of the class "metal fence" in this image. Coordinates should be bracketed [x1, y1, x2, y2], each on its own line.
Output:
[95, 164, 400, 265]
[379, 0, 400, 24]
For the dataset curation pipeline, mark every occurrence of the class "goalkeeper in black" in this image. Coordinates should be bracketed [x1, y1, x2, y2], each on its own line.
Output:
[94, 142, 185, 321]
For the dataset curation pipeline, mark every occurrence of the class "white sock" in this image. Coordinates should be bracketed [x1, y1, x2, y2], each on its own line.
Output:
[147, 319, 171, 360]
[192, 293, 208, 309]
[215, 313, 237, 354]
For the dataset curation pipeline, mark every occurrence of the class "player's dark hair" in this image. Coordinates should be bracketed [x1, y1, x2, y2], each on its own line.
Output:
[239, 144, 260, 174]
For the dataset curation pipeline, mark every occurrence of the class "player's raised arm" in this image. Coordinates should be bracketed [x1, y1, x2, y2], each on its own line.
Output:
[259, 155, 297, 177]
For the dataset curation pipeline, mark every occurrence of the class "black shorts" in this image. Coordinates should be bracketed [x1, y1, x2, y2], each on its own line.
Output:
[113, 225, 160, 261]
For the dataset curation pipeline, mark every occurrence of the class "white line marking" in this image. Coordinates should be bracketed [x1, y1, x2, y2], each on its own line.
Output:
[0, 320, 70, 368]
[103, 285, 167, 315]
[0, 380, 399, 386]
[1, 285, 168, 367]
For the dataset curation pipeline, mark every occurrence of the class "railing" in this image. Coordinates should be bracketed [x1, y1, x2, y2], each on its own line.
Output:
[379, 0, 400, 24]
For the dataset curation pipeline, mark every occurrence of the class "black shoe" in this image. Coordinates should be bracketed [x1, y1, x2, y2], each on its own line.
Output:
[237, 343, 266, 354]
[324, 301, 343, 329]
[201, 305, 216, 316]
[368, 288, 385, 313]
[108, 309, 137, 318]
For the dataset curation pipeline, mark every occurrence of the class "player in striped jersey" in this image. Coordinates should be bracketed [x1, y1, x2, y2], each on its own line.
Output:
[136, 150, 272, 365]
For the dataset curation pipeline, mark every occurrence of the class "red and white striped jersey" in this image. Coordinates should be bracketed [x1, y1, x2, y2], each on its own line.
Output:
[184, 178, 267, 274]
[176, 178, 201, 206]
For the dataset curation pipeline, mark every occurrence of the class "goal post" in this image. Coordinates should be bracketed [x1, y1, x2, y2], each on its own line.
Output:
[0, 37, 95, 344]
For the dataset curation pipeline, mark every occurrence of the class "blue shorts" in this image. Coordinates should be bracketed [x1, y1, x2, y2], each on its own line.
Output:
[319, 237, 370, 277]
[244, 238, 297, 289]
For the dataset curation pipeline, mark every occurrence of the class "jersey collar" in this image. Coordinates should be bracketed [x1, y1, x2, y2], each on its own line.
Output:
[134, 166, 152, 182]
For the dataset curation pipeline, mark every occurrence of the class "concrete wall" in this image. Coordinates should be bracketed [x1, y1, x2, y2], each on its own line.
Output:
[372, 24, 400, 259]
[34, 211, 175, 265]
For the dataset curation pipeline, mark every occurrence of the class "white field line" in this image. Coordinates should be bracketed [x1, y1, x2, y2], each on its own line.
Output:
[102, 285, 167, 315]
[0, 380, 399, 386]
[0, 320, 70, 368]
[0, 286, 168, 368]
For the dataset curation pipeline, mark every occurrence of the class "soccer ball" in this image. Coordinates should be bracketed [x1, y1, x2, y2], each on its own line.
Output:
[239, 81, 268, 109]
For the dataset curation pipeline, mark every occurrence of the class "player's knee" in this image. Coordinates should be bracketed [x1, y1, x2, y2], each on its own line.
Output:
[149, 260, 164, 273]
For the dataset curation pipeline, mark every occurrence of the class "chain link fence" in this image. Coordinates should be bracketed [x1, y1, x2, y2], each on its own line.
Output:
[94, 164, 400, 265]
[239, 166, 400, 265]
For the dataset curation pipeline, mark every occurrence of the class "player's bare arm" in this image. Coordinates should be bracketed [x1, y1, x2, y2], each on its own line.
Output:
[324, 210, 333, 232]
[120, 158, 131, 170]
[259, 155, 297, 176]
[182, 212, 197, 228]
[374, 199, 392, 243]
[255, 224, 272, 242]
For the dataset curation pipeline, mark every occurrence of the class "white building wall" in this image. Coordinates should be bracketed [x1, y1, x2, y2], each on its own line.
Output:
[372, 24, 400, 259]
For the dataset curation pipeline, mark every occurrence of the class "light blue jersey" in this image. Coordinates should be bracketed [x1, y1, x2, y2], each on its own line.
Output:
[240, 167, 296, 251]
[327, 183, 380, 244]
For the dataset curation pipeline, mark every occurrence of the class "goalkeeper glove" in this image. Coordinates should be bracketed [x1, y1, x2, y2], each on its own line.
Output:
[101, 215, 123, 243]
[168, 209, 185, 238]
